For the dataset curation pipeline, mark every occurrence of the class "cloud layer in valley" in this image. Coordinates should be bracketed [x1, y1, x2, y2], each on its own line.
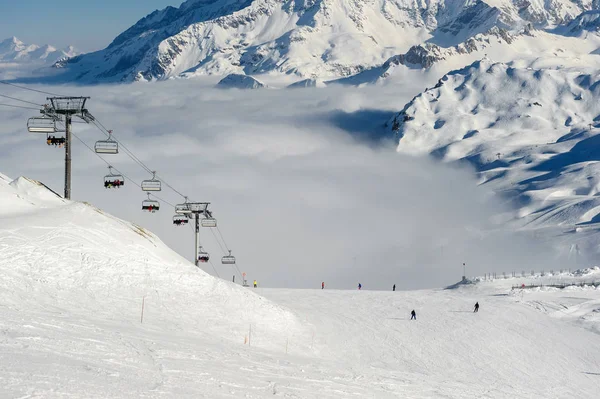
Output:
[0, 80, 569, 289]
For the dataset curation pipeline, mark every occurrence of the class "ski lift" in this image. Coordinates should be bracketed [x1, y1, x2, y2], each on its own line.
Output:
[173, 215, 188, 226]
[27, 116, 58, 133]
[141, 171, 161, 192]
[175, 197, 192, 214]
[141, 193, 160, 213]
[221, 250, 236, 265]
[95, 130, 118, 154]
[103, 166, 124, 189]
[201, 216, 217, 228]
[198, 247, 209, 263]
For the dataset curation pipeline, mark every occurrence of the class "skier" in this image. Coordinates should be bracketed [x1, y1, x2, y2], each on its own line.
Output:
[474, 302, 479, 313]
[321, 282, 325, 289]
[358, 283, 362, 290]
[411, 310, 416, 320]
[253, 280, 257, 288]
[393, 284, 396, 291]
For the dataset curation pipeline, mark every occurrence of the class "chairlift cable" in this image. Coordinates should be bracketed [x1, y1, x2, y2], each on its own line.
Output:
[71, 132, 176, 208]
[0, 103, 40, 110]
[210, 227, 228, 255]
[91, 119, 154, 174]
[154, 173, 187, 199]
[207, 259, 221, 278]
[92, 117, 188, 200]
[0, 80, 67, 96]
[215, 226, 231, 252]
[0, 93, 43, 107]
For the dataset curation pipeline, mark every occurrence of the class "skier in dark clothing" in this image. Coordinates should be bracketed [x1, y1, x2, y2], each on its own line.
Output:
[358, 283, 362, 290]
[474, 302, 479, 313]
[321, 281, 325, 289]
[410, 310, 416, 320]
[393, 284, 396, 291]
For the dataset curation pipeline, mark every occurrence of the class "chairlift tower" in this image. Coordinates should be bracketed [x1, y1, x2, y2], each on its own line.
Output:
[43, 97, 94, 200]
[175, 201, 213, 267]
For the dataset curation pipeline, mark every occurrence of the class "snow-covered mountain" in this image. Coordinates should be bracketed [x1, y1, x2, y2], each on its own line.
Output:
[217, 73, 266, 88]
[0, 36, 77, 64]
[557, 9, 600, 36]
[387, 58, 600, 259]
[49, 0, 599, 83]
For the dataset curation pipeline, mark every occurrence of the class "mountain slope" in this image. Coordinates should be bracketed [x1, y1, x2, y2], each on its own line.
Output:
[0, 173, 308, 353]
[387, 59, 600, 260]
[2, 172, 599, 398]
[50, 0, 597, 82]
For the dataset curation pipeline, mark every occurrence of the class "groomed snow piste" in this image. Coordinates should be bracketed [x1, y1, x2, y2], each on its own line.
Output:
[0, 173, 599, 398]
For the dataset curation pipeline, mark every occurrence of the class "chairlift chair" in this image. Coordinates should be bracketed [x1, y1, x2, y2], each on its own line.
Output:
[27, 116, 59, 133]
[198, 247, 210, 263]
[141, 171, 161, 191]
[175, 203, 192, 214]
[221, 250, 236, 265]
[201, 216, 217, 228]
[103, 166, 124, 188]
[95, 130, 118, 154]
[173, 215, 188, 226]
[46, 135, 66, 148]
[142, 193, 160, 213]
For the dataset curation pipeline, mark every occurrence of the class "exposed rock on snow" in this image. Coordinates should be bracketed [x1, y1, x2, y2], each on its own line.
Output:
[217, 73, 266, 89]
[287, 78, 326, 88]
[329, 27, 517, 86]
[48, 0, 597, 82]
[557, 10, 600, 36]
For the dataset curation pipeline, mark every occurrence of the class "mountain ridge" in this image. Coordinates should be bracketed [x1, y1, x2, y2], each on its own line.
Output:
[47, 0, 599, 83]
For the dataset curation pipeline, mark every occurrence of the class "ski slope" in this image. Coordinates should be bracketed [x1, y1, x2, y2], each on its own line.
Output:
[1, 173, 599, 397]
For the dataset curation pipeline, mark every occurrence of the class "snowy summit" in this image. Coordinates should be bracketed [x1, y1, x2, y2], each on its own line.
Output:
[47, 0, 600, 83]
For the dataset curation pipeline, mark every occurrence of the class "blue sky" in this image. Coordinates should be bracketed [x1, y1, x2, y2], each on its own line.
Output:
[0, 1, 182, 52]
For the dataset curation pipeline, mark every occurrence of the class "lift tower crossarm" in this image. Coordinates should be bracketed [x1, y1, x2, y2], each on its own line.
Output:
[43, 96, 93, 200]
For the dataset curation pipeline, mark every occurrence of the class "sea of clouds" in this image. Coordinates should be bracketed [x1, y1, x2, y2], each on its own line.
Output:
[0, 79, 569, 289]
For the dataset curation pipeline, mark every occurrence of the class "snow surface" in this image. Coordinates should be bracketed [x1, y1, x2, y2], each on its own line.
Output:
[34, 0, 600, 83]
[0, 37, 76, 64]
[388, 57, 600, 261]
[0, 177, 599, 397]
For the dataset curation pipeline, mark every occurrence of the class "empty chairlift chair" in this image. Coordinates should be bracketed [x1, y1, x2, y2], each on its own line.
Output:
[201, 215, 217, 228]
[142, 193, 160, 213]
[221, 250, 236, 265]
[198, 247, 210, 263]
[141, 171, 161, 192]
[103, 166, 125, 189]
[173, 215, 188, 226]
[175, 199, 192, 215]
[27, 116, 59, 133]
[95, 130, 118, 154]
